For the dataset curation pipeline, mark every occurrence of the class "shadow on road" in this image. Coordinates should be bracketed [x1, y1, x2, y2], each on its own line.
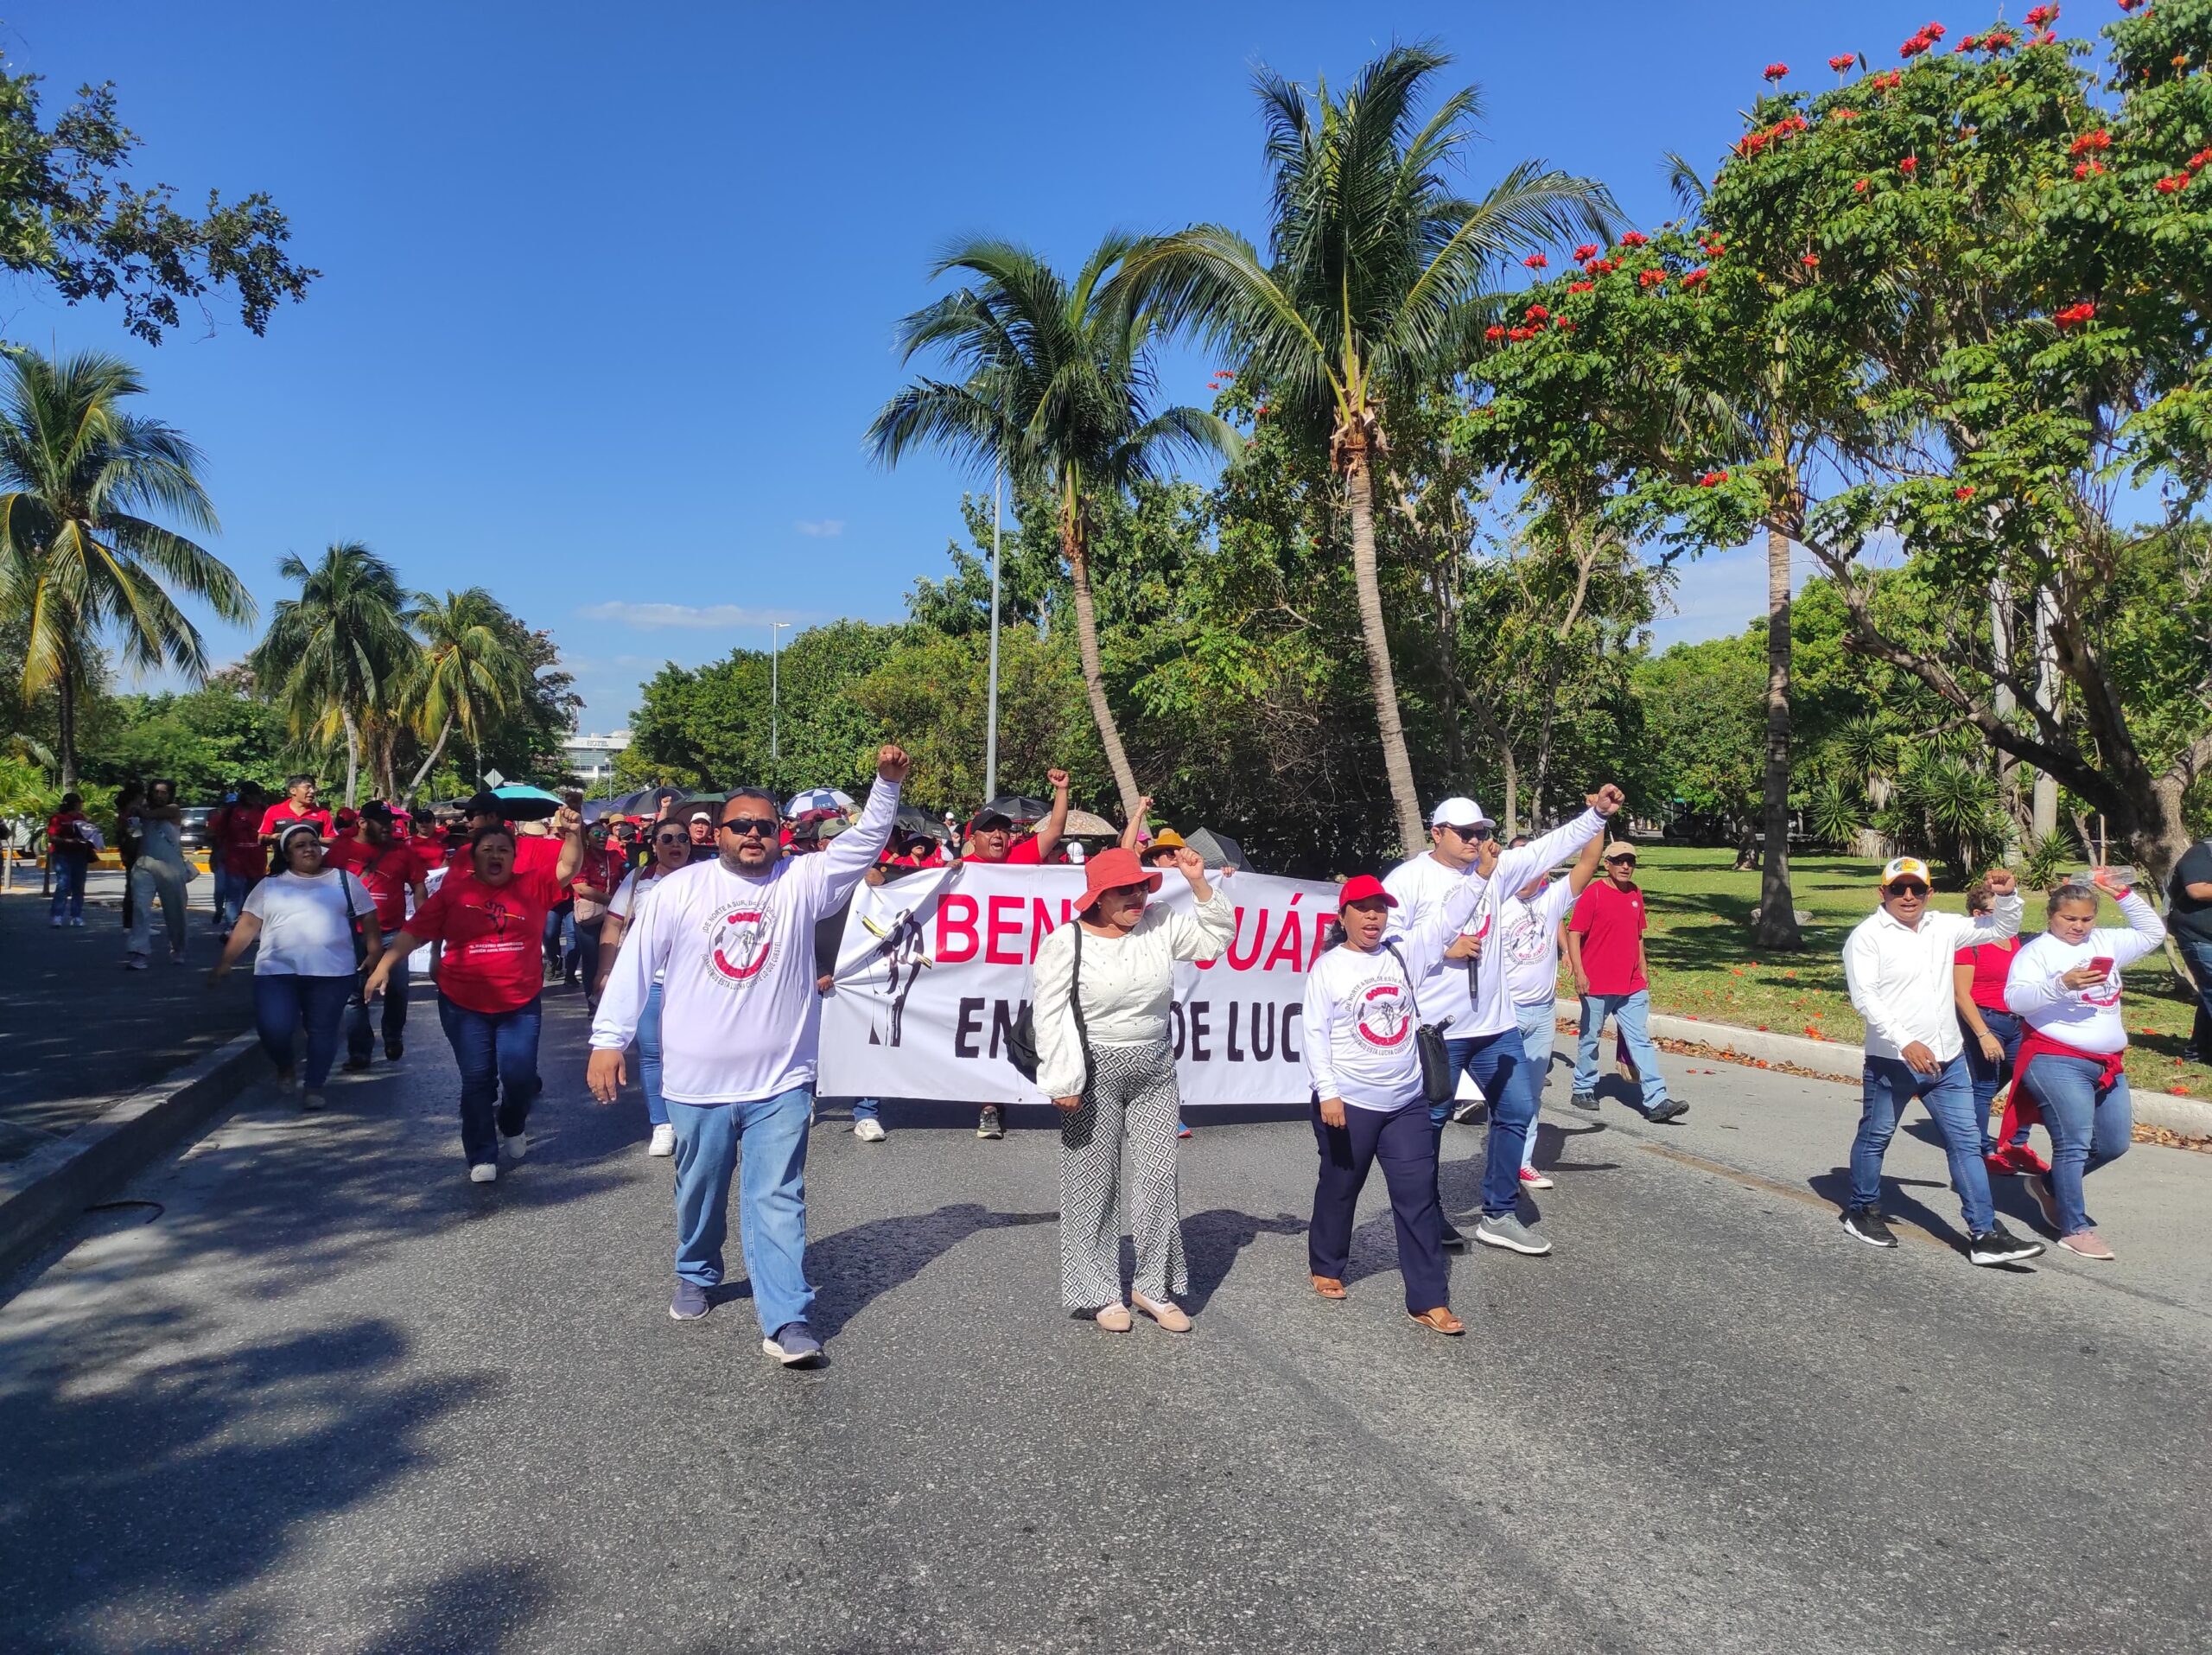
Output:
[806, 1202, 1056, 1339]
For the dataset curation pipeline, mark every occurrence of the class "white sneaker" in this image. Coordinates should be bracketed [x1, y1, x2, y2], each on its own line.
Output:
[301, 1090, 327, 1111]
[469, 1162, 498, 1184]
[647, 1123, 677, 1157]
[500, 1132, 526, 1163]
[123, 954, 149, 971]
[69, 917, 86, 926]
[49, 915, 63, 927]
[854, 1117, 887, 1143]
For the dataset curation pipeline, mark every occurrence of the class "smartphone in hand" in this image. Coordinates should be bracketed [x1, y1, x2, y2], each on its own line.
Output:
[2088, 956, 2114, 978]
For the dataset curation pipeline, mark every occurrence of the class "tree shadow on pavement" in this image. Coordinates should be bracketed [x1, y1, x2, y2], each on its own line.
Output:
[358, 1559, 559, 1655]
[805, 1202, 1056, 1340]
[1179, 1206, 1306, 1311]
[0, 1316, 499, 1654]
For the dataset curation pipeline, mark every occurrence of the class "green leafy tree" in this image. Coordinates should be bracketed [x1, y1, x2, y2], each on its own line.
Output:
[248, 541, 414, 807]
[1122, 42, 1618, 851]
[401, 588, 529, 800]
[78, 673, 291, 797]
[1634, 633, 1764, 850]
[868, 234, 1237, 820]
[0, 348, 250, 786]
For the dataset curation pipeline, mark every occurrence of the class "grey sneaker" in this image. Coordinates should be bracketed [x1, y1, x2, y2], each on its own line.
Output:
[1474, 1213, 1552, 1256]
[1569, 1090, 1599, 1112]
[763, 1321, 823, 1367]
[976, 1104, 1005, 1140]
[1448, 1097, 1485, 1124]
[669, 1281, 709, 1321]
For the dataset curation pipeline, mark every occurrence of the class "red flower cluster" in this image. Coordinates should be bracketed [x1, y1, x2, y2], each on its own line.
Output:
[1801, 251, 1821, 267]
[2031, 28, 2057, 43]
[2054, 302, 2096, 327]
[1737, 111, 1812, 158]
[1573, 243, 1601, 261]
[1567, 279, 1595, 293]
[1866, 70, 1904, 91]
[1208, 370, 1236, 388]
[1555, 316, 1576, 333]
[1828, 53, 1858, 72]
[2075, 160, 2105, 178]
[1484, 325, 1506, 341]
[2024, 3, 2058, 25]
[1525, 303, 1549, 321]
[2157, 173, 2190, 191]
[1586, 257, 1621, 275]
[1830, 107, 1859, 121]
[1619, 231, 1650, 248]
[1699, 237, 1726, 255]
[1901, 22, 1946, 59]
[1681, 266, 1711, 286]
[2069, 129, 2112, 155]
[1638, 268, 1667, 288]
[1764, 62, 1789, 80]
[1524, 252, 1548, 269]
[1854, 176, 1871, 192]
[1505, 326, 1540, 341]
[1900, 155, 1919, 174]
[2118, 0, 2143, 10]
[1697, 469, 1730, 487]
[1955, 485, 1977, 500]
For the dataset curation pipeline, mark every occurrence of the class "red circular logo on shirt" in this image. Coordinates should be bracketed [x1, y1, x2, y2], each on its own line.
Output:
[706, 904, 774, 989]
[1354, 978, 1412, 1048]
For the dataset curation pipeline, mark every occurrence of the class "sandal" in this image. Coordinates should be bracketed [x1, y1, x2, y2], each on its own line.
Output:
[1094, 1302, 1132, 1333]
[1131, 1292, 1192, 1333]
[1312, 1275, 1347, 1300]
[1409, 1306, 1465, 1336]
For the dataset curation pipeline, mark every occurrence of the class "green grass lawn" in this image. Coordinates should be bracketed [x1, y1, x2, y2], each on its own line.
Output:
[1594, 847, 2209, 1098]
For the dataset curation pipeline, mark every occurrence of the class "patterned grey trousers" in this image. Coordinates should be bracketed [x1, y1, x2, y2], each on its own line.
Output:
[1059, 1040, 1187, 1310]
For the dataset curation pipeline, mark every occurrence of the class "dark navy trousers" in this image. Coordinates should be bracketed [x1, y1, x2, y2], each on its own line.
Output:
[1308, 1097, 1448, 1314]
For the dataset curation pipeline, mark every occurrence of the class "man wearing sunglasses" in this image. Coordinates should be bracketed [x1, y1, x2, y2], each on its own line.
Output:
[1840, 856, 2043, 1264]
[588, 744, 912, 1368]
[1567, 843, 1685, 1123]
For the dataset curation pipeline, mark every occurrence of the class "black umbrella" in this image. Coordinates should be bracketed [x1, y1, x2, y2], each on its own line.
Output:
[587, 784, 683, 823]
[979, 794, 1052, 824]
[894, 803, 944, 840]
[1182, 826, 1248, 870]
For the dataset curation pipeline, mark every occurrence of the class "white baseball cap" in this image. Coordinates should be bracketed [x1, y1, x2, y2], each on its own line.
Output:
[1429, 797, 1489, 828]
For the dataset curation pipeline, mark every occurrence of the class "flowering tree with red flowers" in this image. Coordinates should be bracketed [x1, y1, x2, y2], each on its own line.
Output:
[1471, 4, 2212, 886]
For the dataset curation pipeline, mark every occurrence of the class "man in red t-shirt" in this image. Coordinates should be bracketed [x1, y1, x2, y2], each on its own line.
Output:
[327, 803, 432, 1065]
[207, 783, 269, 935]
[1566, 842, 1681, 1121]
[43, 791, 99, 926]
[258, 774, 332, 849]
[961, 768, 1071, 869]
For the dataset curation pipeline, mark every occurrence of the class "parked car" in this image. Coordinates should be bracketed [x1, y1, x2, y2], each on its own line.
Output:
[178, 805, 216, 854]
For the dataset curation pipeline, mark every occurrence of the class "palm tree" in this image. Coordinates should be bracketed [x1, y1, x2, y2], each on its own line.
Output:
[866, 233, 1238, 822]
[402, 587, 527, 800]
[1122, 44, 1618, 850]
[249, 541, 415, 807]
[0, 348, 251, 786]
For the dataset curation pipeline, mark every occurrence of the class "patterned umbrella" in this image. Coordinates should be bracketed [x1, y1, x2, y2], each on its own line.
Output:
[785, 787, 855, 816]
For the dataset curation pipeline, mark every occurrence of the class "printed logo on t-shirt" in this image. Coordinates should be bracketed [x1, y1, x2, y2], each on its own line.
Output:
[705, 901, 775, 989]
[1351, 976, 1413, 1049]
[2081, 967, 2121, 1008]
[1502, 910, 1551, 966]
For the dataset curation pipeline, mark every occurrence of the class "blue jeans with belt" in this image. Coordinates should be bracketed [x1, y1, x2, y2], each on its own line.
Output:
[2020, 1053, 2133, 1237]
[1442, 1026, 1542, 1219]
[667, 1086, 815, 1335]
[1849, 1053, 1994, 1233]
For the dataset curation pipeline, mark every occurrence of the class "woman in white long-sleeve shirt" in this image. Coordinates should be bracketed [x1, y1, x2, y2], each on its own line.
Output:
[2004, 872, 2166, 1260]
[1303, 869, 1489, 1335]
[1031, 844, 1233, 1333]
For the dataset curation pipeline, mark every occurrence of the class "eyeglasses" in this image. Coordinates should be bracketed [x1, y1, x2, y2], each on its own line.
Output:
[1606, 856, 1638, 869]
[1443, 822, 1493, 842]
[654, 833, 688, 847]
[1886, 882, 1929, 898]
[719, 815, 779, 838]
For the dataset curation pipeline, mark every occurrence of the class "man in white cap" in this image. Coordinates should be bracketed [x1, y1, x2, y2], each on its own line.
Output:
[1839, 855, 2043, 1265]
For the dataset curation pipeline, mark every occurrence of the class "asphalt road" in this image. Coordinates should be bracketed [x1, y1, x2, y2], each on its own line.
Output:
[2, 993, 2206, 1654]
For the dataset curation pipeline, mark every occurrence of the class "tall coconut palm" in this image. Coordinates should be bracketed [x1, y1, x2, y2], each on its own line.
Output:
[0, 348, 251, 786]
[866, 233, 1238, 822]
[402, 586, 527, 799]
[1122, 44, 1618, 850]
[249, 541, 414, 807]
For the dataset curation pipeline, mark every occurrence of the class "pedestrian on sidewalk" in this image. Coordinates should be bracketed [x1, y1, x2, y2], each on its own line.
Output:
[1033, 844, 1233, 1334]
[1838, 857, 2044, 1265]
[1387, 790, 1624, 1259]
[364, 811, 585, 1184]
[591, 817, 694, 1156]
[124, 779, 192, 970]
[2005, 872, 2167, 1261]
[44, 791, 98, 926]
[1567, 843, 1684, 1123]
[1951, 878, 2044, 1177]
[1495, 831, 1606, 1190]
[957, 766, 1071, 1141]
[2166, 831, 2212, 1064]
[209, 822, 381, 1111]
[327, 803, 429, 1068]
[588, 747, 910, 1370]
[208, 782, 268, 938]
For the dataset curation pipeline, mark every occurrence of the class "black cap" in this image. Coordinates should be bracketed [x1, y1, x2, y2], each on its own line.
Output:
[972, 810, 1014, 833]
[463, 792, 504, 818]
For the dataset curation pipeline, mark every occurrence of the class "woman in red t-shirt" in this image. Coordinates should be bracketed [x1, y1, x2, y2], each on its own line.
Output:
[1952, 877, 2047, 1175]
[364, 815, 582, 1183]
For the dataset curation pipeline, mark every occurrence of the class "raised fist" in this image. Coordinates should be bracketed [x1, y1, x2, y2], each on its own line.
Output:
[1173, 844, 1206, 883]
[877, 745, 912, 785]
[1047, 768, 1071, 792]
[1984, 868, 2019, 897]
[1588, 784, 1626, 816]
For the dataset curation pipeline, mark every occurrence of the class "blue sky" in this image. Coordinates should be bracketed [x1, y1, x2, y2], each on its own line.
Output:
[10, 1, 2000, 727]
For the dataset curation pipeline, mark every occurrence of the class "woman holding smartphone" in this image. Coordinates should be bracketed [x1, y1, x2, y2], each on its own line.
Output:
[2003, 871, 2166, 1260]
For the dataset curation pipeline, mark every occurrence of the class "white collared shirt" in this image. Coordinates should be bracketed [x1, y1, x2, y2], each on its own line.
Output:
[1843, 893, 2022, 1063]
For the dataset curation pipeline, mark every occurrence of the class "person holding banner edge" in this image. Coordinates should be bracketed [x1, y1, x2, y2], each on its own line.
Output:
[1032, 843, 1234, 1333]
[587, 746, 910, 1370]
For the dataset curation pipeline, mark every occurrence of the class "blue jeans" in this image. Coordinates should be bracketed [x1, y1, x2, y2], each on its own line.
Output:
[2020, 1053, 2132, 1237]
[48, 856, 87, 921]
[1442, 1026, 1542, 1219]
[346, 952, 408, 1060]
[849, 1097, 882, 1123]
[1573, 989, 1669, 1112]
[2177, 933, 2212, 1059]
[667, 1087, 815, 1336]
[635, 982, 668, 1128]
[435, 992, 544, 1167]
[252, 972, 353, 1089]
[1515, 999, 1558, 1171]
[1963, 1007, 2029, 1156]
[1849, 1054, 1994, 1233]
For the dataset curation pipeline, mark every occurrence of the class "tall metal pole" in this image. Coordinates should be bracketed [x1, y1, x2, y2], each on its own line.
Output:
[770, 621, 791, 797]
[985, 455, 1003, 802]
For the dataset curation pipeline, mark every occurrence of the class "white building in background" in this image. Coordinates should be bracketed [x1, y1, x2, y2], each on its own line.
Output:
[564, 730, 631, 783]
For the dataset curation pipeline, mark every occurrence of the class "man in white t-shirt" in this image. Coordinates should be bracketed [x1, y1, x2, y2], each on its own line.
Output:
[1495, 831, 1606, 1189]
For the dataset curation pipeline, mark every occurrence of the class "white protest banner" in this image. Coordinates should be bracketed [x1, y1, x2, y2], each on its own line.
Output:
[816, 861, 1343, 1106]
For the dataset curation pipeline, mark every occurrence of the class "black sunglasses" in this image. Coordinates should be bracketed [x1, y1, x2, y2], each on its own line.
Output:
[1886, 881, 1930, 897]
[720, 815, 779, 837]
[1444, 822, 1494, 842]
[654, 832, 689, 846]
[1606, 855, 1638, 868]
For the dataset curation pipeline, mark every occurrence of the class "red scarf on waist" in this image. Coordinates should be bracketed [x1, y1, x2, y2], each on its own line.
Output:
[2004, 1025, 2126, 1121]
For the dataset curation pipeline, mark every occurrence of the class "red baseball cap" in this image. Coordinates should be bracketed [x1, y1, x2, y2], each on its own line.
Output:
[1338, 874, 1397, 908]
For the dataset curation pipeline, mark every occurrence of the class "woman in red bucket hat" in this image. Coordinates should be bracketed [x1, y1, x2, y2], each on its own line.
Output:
[1030, 843, 1234, 1333]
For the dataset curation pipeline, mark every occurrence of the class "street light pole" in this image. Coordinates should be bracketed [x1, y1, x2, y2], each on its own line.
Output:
[769, 621, 791, 796]
[985, 453, 1003, 803]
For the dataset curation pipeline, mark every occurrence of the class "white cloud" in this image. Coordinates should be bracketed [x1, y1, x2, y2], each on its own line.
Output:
[794, 519, 844, 538]
[574, 602, 791, 630]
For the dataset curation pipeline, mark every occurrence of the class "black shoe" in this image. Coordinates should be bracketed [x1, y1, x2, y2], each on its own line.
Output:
[1569, 1090, 1599, 1112]
[1840, 1205, 1898, 1248]
[342, 1056, 372, 1072]
[1968, 1222, 2045, 1266]
[1439, 1223, 1469, 1251]
[976, 1104, 1005, 1140]
[1448, 1097, 1484, 1125]
[1646, 1098, 1688, 1123]
[385, 1039, 404, 1061]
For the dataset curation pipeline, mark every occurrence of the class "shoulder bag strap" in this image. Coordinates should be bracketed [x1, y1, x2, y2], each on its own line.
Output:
[1382, 939, 1422, 1022]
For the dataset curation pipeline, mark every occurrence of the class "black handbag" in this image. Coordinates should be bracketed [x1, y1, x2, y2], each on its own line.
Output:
[1383, 940, 1457, 1104]
[1007, 924, 1091, 1090]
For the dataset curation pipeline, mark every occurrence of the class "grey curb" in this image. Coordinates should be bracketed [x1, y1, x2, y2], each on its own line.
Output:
[0, 1028, 262, 1279]
[1636, 1010, 2212, 1142]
